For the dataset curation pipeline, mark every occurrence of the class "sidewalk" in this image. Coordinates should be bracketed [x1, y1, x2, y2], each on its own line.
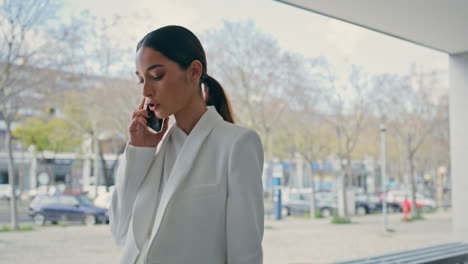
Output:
[264, 210, 455, 263]
[0, 210, 455, 264]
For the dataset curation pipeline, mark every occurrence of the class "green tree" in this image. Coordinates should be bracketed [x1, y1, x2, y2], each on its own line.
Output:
[13, 111, 84, 188]
[13, 115, 84, 153]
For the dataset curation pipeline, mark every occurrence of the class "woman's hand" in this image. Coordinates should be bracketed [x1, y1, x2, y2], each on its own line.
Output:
[128, 98, 169, 147]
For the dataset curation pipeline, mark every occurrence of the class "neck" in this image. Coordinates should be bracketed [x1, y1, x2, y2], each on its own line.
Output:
[174, 97, 207, 135]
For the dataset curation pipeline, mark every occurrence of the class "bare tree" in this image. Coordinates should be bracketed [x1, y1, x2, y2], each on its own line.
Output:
[49, 15, 137, 194]
[34, 12, 135, 195]
[203, 21, 307, 163]
[85, 16, 135, 194]
[371, 74, 408, 187]
[51, 77, 128, 195]
[293, 110, 332, 217]
[372, 67, 445, 218]
[315, 61, 370, 220]
[0, 0, 61, 230]
[283, 60, 333, 217]
[87, 78, 139, 192]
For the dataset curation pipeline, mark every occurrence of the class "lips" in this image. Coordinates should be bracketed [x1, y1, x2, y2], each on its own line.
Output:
[147, 103, 159, 111]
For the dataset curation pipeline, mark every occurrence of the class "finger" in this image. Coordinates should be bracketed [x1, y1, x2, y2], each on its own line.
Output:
[136, 116, 147, 127]
[128, 116, 146, 130]
[137, 119, 159, 135]
[129, 116, 143, 129]
[136, 119, 153, 134]
[132, 109, 150, 119]
[133, 108, 150, 118]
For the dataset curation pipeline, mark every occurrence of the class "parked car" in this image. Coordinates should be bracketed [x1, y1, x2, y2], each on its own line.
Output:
[283, 188, 402, 217]
[384, 190, 437, 212]
[282, 189, 336, 217]
[355, 193, 402, 215]
[282, 189, 308, 216]
[28, 193, 109, 226]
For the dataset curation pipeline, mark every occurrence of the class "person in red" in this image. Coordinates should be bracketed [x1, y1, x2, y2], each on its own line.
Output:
[402, 195, 412, 221]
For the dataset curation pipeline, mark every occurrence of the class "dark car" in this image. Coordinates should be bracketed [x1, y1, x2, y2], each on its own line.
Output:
[28, 194, 109, 226]
[355, 193, 402, 215]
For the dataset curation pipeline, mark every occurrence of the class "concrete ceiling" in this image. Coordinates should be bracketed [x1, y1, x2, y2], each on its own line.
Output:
[275, 0, 468, 55]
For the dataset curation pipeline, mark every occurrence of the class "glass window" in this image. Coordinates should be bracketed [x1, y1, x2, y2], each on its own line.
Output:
[40, 196, 58, 206]
[300, 194, 311, 201]
[59, 196, 79, 206]
[76, 195, 93, 206]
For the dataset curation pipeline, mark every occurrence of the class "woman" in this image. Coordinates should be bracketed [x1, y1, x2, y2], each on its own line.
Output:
[110, 25, 264, 264]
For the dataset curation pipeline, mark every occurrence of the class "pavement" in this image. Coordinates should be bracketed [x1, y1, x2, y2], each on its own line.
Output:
[0, 210, 456, 264]
[263, 210, 455, 264]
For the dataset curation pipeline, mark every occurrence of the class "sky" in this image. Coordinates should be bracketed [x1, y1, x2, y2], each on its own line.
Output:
[60, 0, 448, 82]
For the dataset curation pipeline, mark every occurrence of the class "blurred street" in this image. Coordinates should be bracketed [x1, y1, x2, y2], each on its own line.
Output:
[0, 210, 455, 264]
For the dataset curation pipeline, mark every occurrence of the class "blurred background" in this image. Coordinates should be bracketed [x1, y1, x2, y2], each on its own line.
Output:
[0, 0, 457, 263]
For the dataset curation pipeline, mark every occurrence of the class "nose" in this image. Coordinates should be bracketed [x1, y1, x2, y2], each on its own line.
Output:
[142, 82, 154, 98]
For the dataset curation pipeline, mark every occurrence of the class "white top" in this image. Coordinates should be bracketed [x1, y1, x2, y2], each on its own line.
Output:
[110, 106, 264, 264]
[135, 124, 187, 264]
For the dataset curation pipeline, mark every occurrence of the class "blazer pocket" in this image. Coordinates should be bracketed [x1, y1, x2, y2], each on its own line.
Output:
[182, 184, 220, 197]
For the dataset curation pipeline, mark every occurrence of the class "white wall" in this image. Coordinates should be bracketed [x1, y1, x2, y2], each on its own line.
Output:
[449, 52, 468, 243]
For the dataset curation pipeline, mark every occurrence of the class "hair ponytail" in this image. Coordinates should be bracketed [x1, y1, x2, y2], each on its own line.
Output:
[137, 26, 234, 123]
[203, 75, 235, 123]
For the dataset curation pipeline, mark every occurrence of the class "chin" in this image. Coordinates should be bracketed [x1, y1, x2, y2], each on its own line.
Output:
[155, 110, 169, 120]
[155, 113, 166, 119]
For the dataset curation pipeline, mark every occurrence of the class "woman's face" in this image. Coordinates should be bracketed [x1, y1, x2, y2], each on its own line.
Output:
[135, 46, 198, 119]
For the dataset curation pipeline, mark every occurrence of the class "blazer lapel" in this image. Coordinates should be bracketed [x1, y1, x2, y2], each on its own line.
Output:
[132, 124, 176, 249]
[149, 107, 223, 242]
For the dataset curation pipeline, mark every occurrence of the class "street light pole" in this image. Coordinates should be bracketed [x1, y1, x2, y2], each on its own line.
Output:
[380, 117, 389, 232]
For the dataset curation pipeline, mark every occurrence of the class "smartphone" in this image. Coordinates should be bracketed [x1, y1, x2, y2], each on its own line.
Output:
[145, 105, 164, 132]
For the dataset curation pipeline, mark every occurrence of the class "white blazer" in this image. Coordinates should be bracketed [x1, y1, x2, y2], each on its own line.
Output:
[110, 107, 264, 264]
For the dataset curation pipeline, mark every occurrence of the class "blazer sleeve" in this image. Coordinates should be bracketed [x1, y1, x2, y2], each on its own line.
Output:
[226, 130, 264, 264]
[110, 143, 156, 247]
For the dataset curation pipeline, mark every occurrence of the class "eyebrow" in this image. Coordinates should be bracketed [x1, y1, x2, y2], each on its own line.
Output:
[135, 64, 165, 75]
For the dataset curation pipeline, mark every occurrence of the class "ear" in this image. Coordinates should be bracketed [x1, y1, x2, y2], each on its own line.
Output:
[188, 60, 203, 83]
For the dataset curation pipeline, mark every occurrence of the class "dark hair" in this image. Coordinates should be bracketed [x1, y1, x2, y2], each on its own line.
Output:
[136, 25, 234, 123]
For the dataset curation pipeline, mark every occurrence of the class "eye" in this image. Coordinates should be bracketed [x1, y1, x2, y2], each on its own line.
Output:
[137, 79, 143, 85]
[152, 74, 164, 80]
